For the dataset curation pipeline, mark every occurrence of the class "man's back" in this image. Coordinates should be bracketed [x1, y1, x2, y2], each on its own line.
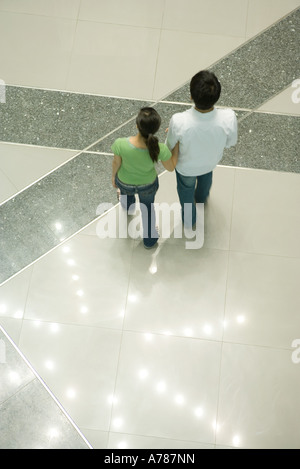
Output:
[166, 106, 237, 176]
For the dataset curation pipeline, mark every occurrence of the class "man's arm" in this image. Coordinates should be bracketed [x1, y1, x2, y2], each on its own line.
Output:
[171, 141, 179, 167]
[225, 111, 238, 148]
[161, 142, 179, 171]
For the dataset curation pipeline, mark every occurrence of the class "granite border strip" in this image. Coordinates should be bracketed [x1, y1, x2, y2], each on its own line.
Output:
[0, 99, 151, 209]
[0, 85, 152, 150]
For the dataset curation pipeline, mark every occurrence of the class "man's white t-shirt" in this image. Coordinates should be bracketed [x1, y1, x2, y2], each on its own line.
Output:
[166, 107, 237, 176]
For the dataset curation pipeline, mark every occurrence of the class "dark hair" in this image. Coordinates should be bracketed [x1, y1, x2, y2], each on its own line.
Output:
[190, 70, 221, 110]
[136, 107, 161, 162]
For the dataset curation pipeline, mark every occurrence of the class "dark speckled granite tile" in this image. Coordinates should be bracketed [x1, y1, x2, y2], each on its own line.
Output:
[222, 113, 300, 172]
[0, 86, 150, 150]
[154, 103, 195, 143]
[0, 378, 90, 449]
[89, 103, 191, 154]
[210, 10, 299, 108]
[0, 201, 60, 284]
[163, 8, 300, 109]
[0, 152, 116, 284]
[89, 118, 139, 153]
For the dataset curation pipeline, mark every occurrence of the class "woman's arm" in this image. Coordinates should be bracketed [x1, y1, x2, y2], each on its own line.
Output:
[161, 142, 179, 172]
[112, 154, 122, 187]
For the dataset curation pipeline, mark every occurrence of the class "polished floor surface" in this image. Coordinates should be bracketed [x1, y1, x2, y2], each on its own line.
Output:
[0, 0, 300, 449]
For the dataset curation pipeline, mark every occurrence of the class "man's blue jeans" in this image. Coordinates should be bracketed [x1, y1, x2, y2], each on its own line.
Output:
[115, 175, 159, 248]
[175, 170, 213, 227]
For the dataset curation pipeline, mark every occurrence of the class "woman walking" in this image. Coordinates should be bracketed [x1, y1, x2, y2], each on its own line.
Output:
[112, 107, 178, 248]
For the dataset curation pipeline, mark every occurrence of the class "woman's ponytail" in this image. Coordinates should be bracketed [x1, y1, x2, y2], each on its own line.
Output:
[136, 107, 161, 163]
[146, 133, 160, 163]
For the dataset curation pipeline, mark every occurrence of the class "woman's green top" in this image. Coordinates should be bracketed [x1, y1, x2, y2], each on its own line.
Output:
[111, 137, 171, 185]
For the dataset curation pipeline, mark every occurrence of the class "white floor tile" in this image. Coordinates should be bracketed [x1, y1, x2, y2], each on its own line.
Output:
[224, 251, 300, 348]
[0, 318, 23, 345]
[230, 168, 300, 257]
[0, 169, 18, 204]
[78, 0, 165, 29]
[153, 30, 244, 100]
[203, 166, 236, 251]
[0, 143, 78, 196]
[124, 244, 228, 341]
[107, 432, 214, 450]
[163, 0, 249, 38]
[0, 0, 81, 19]
[111, 331, 222, 444]
[217, 343, 300, 449]
[67, 21, 161, 99]
[257, 82, 300, 115]
[0, 267, 33, 322]
[0, 12, 77, 89]
[246, 0, 300, 38]
[24, 235, 133, 329]
[19, 321, 123, 430]
[78, 428, 108, 450]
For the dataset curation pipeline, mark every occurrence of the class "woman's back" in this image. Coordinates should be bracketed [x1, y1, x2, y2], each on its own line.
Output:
[111, 137, 171, 185]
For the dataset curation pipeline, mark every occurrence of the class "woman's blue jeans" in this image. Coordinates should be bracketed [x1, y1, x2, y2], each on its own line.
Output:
[115, 175, 159, 248]
[175, 170, 213, 227]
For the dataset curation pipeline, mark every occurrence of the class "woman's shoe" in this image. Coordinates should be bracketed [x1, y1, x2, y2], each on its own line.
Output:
[143, 226, 159, 249]
[144, 241, 158, 249]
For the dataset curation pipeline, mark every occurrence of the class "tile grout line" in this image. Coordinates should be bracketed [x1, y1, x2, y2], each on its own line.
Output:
[0, 373, 37, 408]
[244, 0, 251, 40]
[62, 0, 81, 93]
[107, 237, 138, 440]
[150, 0, 167, 100]
[0, 165, 19, 195]
[10, 315, 297, 353]
[213, 165, 237, 446]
